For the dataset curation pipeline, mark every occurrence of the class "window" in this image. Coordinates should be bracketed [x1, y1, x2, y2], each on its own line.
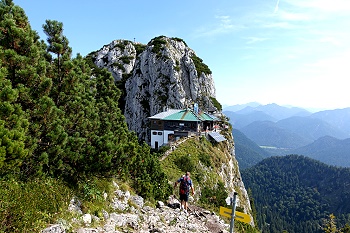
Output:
[152, 132, 157, 135]
[158, 132, 163, 135]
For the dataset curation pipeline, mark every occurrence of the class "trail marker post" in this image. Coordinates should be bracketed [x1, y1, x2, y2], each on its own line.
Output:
[220, 192, 251, 232]
[229, 192, 238, 233]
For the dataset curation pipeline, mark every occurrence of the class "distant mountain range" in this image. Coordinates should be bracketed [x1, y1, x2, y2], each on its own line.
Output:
[240, 120, 312, 149]
[226, 103, 350, 168]
[234, 103, 310, 120]
[292, 136, 350, 167]
[223, 102, 261, 112]
[225, 111, 276, 129]
[311, 108, 350, 136]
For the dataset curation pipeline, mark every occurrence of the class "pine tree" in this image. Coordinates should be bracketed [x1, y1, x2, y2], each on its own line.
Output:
[0, 59, 29, 177]
[42, 19, 71, 78]
[0, 0, 53, 177]
[323, 214, 340, 233]
[1, 1, 172, 201]
[341, 224, 350, 233]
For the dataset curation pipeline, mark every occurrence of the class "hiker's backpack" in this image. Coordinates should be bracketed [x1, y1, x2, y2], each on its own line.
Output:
[179, 176, 190, 195]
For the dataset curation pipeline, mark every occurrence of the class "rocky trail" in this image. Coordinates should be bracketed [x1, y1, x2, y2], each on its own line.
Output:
[42, 182, 229, 233]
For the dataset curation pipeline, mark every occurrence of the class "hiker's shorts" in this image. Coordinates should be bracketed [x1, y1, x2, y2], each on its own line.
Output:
[180, 193, 189, 202]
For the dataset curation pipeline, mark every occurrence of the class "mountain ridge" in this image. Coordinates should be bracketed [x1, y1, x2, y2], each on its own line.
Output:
[292, 136, 350, 167]
[90, 37, 218, 142]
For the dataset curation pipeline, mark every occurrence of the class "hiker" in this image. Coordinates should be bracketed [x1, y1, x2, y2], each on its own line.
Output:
[174, 171, 195, 213]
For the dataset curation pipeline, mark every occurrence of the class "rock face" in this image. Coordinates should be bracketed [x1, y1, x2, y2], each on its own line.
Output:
[91, 36, 216, 142]
[221, 132, 253, 218]
[93, 40, 137, 82]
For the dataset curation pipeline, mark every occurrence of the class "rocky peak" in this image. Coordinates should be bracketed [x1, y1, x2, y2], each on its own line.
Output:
[91, 36, 216, 142]
[94, 39, 137, 82]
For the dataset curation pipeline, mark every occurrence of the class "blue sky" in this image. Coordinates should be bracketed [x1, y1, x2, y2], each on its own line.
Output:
[15, 0, 350, 111]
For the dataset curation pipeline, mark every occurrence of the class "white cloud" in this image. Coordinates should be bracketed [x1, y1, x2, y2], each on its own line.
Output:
[284, 0, 350, 13]
[245, 36, 269, 44]
[305, 50, 350, 72]
[193, 15, 244, 38]
[217, 15, 233, 29]
[319, 37, 342, 46]
[262, 21, 297, 29]
[274, 0, 280, 13]
[277, 10, 311, 21]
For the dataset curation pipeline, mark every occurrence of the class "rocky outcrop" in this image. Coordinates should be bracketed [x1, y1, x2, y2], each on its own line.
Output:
[90, 36, 254, 227]
[93, 40, 137, 82]
[42, 182, 229, 233]
[91, 36, 216, 142]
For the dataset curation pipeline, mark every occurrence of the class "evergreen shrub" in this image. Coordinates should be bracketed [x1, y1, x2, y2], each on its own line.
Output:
[191, 54, 212, 77]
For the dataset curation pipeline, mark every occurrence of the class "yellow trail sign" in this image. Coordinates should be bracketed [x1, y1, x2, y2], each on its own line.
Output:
[220, 206, 233, 218]
[219, 206, 251, 224]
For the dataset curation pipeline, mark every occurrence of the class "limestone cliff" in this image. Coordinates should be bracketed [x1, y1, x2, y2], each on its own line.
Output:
[91, 36, 216, 142]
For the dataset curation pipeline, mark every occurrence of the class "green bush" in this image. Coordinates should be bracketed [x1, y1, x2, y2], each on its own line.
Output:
[210, 96, 222, 111]
[174, 155, 196, 173]
[0, 178, 73, 232]
[200, 181, 227, 209]
[171, 37, 187, 46]
[149, 36, 166, 54]
[133, 43, 146, 56]
[120, 56, 133, 64]
[191, 54, 212, 77]
[199, 153, 212, 168]
[114, 43, 125, 50]
[112, 62, 126, 72]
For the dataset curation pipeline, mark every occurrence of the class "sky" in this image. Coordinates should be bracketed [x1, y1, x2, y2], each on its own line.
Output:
[14, 0, 350, 111]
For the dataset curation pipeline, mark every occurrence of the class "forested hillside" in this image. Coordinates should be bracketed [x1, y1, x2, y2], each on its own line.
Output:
[0, 1, 171, 231]
[242, 155, 350, 233]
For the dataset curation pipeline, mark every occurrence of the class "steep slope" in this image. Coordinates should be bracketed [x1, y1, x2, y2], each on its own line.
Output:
[232, 129, 271, 170]
[91, 36, 217, 142]
[292, 136, 350, 167]
[242, 155, 350, 233]
[276, 116, 349, 141]
[160, 135, 254, 226]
